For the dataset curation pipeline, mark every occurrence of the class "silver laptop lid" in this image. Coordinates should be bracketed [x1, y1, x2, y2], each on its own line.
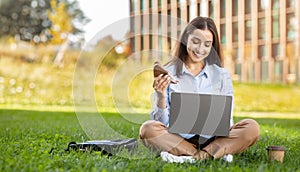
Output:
[169, 92, 232, 136]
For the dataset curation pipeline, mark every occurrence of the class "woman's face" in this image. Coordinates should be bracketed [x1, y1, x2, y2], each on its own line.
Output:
[186, 29, 213, 63]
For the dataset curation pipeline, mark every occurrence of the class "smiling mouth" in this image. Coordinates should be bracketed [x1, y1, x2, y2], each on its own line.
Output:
[193, 51, 205, 58]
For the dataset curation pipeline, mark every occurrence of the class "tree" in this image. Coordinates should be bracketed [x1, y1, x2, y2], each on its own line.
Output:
[47, 0, 72, 45]
[0, 0, 89, 43]
[0, 0, 51, 42]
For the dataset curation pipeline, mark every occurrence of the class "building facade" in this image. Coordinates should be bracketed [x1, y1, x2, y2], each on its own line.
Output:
[129, 0, 300, 83]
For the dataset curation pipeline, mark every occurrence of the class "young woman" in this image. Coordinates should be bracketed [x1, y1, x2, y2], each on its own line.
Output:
[139, 17, 260, 162]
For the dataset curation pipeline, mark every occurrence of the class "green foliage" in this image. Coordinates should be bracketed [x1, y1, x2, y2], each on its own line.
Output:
[94, 35, 127, 69]
[0, 110, 299, 171]
[0, 0, 89, 43]
[76, 36, 127, 71]
[47, 0, 73, 45]
[0, 0, 51, 42]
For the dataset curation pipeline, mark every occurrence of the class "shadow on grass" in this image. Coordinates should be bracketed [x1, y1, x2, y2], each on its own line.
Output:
[0, 109, 150, 139]
[1, 109, 299, 138]
[234, 116, 300, 128]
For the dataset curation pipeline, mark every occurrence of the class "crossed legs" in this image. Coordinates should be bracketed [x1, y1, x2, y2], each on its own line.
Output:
[139, 119, 260, 159]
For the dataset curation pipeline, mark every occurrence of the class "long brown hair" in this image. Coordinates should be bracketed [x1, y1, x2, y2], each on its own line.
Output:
[168, 17, 224, 76]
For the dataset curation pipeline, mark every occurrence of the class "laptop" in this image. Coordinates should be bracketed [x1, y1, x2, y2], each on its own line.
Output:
[169, 92, 232, 136]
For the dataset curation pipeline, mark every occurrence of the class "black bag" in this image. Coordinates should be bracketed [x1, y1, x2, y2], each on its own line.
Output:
[65, 138, 138, 156]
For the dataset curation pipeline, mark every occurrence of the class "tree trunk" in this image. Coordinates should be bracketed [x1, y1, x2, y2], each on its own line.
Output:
[54, 39, 69, 67]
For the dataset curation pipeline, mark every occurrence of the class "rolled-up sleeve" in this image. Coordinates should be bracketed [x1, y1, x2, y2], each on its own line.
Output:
[150, 91, 170, 126]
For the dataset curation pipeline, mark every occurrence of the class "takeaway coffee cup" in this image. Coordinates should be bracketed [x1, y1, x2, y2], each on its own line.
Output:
[266, 146, 286, 163]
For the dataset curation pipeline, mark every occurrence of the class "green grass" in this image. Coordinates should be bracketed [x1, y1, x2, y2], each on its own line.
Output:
[1, 109, 299, 171]
[233, 83, 300, 113]
[1, 46, 300, 171]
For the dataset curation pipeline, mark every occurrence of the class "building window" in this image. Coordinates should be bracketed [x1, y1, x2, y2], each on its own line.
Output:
[272, 0, 280, 40]
[258, 17, 265, 40]
[272, 0, 279, 10]
[258, 44, 266, 58]
[177, 30, 181, 38]
[286, 13, 296, 40]
[244, 44, 252, 60]
[140, 0, 143, 11]
[158, 15, 162, 48]
[286, 42, 295, 62]
[149, 0, 153, 9]
[245, 0, 251, 14]
[220, 0, 226, 18]
[220, 24, 226, 44]
[235, 64, 242, 78]
[232, 0, 238, 16]
[141, 15, 144, 33]
[149, 34, 153, 50]
[233, 47, 239, 60]
[233, 47, 241, 78]
[158, 11, 162, 25]
[168, 10, 171, 27]
[258, 0, 268, 12]
[131, 16, 135, 32]
[233, 49, 240, 80]
[168, 32, 172, 50]
[272, 15, 280, 39]
[274, 60, 283, 82]
[187, 5, 190, 22]
[197, 2, 200, 16]
[141, 35, 144, 51]
[131, 37, 135, 52]
[159, 35, 163, 52]
[245, 20, 252, 41]
[209, 1, 214, 18]
[149, 14, 153, 31]
[130, 1, 134, 13]
[286, 0, 296, 8]
[272, 43, 280, 58]
[261, 61, 269, 82]
[247, 62, 255, 82]
[158, 0, 162, 8]
[232, 22, 238, 43]
[177, 7, 181, 25]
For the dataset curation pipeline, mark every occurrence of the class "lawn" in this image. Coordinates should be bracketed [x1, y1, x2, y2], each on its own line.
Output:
[1, 50, 300, 171]
[0, 109, 299, 171]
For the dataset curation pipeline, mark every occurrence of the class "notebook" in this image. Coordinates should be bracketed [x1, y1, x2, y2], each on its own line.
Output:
[169, 92, 232, 136]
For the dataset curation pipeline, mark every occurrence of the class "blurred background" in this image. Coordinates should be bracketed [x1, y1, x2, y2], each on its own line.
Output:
[130, 0, 300, 84]
[0, 0, 132, 109]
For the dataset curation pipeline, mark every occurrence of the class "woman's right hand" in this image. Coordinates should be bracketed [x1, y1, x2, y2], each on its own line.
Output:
[153, 74, 171, 108]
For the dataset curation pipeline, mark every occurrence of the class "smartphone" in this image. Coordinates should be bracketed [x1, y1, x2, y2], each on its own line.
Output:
[153, 62, 178, 84]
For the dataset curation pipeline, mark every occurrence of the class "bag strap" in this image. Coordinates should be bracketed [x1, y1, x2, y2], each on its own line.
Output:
[65, 141, 77, 152]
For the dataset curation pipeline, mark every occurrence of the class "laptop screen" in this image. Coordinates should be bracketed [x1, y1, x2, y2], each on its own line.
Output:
[169, 92, 232, 136]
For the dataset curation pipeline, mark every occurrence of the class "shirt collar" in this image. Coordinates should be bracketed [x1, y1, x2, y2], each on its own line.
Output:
[182, 62, 209, 78]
